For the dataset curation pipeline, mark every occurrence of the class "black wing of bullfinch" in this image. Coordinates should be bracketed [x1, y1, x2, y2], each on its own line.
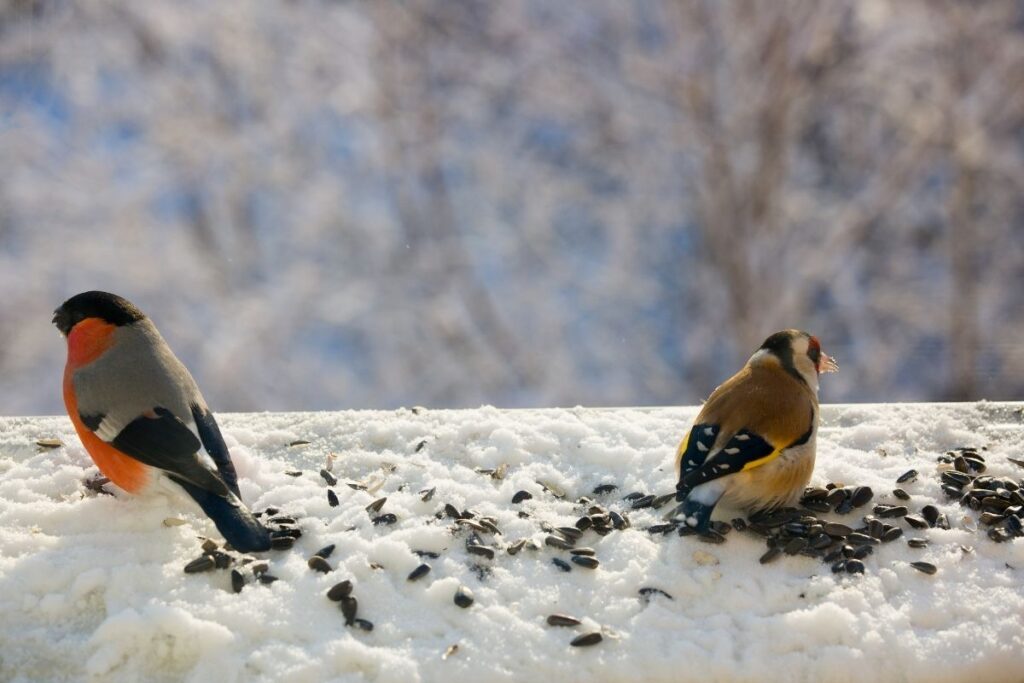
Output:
[109, 407, 271, 552]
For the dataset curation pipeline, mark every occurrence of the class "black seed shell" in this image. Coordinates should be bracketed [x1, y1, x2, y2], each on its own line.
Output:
[327, 580, 353, 601]
[570, 632, 603, 647]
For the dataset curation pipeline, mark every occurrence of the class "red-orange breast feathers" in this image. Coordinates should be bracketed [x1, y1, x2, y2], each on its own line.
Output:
[62, 318, 151, 494]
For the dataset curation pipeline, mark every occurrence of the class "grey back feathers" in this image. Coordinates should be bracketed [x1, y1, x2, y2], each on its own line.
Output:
[72, 319, 206, 433]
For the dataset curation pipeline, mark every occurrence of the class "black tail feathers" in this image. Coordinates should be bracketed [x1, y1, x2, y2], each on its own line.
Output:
[173, 478, 271, 552]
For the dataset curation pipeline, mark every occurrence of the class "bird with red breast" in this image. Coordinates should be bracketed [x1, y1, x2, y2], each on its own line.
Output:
[54, 291, 271, 552]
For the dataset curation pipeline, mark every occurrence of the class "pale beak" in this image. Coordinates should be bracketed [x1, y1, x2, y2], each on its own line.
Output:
[820, 353, 839, 374]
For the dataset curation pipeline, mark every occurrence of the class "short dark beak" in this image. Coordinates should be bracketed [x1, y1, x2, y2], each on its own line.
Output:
[52, 308, 68, 336]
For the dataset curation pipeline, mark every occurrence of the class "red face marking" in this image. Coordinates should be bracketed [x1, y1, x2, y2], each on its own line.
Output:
[65, 318, 116, 368]
[808, 336, 822, 372]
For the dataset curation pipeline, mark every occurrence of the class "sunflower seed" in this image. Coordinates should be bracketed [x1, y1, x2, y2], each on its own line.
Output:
[609, 511, 629, 530]
[802, 487, 829, 501]
[851, 544, 873, 560]
[467, 545, 495, 560]
[652, 493, 676, 509]
[366, 497, 387, 514]
[921, 505, 940, 527]
[783, 538, 808, 555]
[545, 535, 575, 550]
[801, 500, 832, 513]
[352, 618, 374, 631]
[547, 614, 582, 627]
[593, 484, 618, 495]
[631, 495, 656, 510]
[809, 533, 833, 549]
[570, 632, 602, 647]
[847, 532, 879, 546]
[456, 519, 489, 533]
[942, 470, 973, 487]
[552, 558, 572, 572]
[184, 555, 215, 574]
[823, 548, 845, 563]
[904, 514, 929, 529]
[851, 487, 874, 507]
[882, 526, 904, 543]
[893, 488, 911, 501]
[538, 480, 566, 498]
[372, 513, 398, 526]
[320, 469, 338, 486]
[570, 547, 596, 556]
[910, 561, 937, 575]
[285, 471, 303, 477]
[327, 489, 339, 507]
[845, 559, 866, 574]
[453, 586, 474, 608]
[759, 547, 782, 564]
[876, 505, 909, 518]
[340, 596, 358, 624]
[408, 563, 431, 581]
[36, 438, 63, 449]
[907, 538, 928, 548]
[638, 587, 674, 601]
[896, 469, 918, 484]
[507, 539, 527, 556]
[308, 556, 332, 573]
[442, 644, 459, 659]
[327, 580, 353, 601]
[571, 555, 599, 569]
[822, 522, 853, 537]
[512, 490, 533, 504]
[269, 515, 296, 524]
[315, 544, 336, 559]
[270, 536, 294, 550]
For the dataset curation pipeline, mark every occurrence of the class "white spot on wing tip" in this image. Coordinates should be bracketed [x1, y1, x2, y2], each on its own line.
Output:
[95, 417, 121, 442]
[697, 442, 708, 452]
[725, 447, 739, 455]
[703, 427, 714, 436]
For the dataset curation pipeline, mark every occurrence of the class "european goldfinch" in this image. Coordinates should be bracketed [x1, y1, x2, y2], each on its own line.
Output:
[54, 291, 271, 552]
[671, 329, 838, 532]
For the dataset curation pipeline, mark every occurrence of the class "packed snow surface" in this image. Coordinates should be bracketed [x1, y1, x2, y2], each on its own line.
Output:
[1, 403, 1023, 683]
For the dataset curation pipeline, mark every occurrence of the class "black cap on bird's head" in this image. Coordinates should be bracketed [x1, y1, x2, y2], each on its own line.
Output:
[757, 329, 838, 383]
[52, 291, 146, 336]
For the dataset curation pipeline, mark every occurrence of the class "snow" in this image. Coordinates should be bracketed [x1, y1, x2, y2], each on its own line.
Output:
[1, 402, 1023, 683]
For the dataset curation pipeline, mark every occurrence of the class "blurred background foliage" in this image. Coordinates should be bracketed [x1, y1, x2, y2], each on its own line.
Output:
[1, 0, 1022, 414]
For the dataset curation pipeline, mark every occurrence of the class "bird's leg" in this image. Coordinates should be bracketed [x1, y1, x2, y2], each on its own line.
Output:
[82, 471, 113, 496]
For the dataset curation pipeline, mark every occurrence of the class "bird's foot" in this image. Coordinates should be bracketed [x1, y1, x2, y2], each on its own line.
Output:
[668, 498, 714, 534]
[82, 473, 113, 497]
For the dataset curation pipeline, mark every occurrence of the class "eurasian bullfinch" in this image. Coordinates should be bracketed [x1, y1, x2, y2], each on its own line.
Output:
[54, 291, 271, 552]
[670, 329, 838, 532]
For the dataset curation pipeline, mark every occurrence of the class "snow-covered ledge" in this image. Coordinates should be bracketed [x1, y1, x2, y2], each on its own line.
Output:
[1, 403, 1023, 682]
